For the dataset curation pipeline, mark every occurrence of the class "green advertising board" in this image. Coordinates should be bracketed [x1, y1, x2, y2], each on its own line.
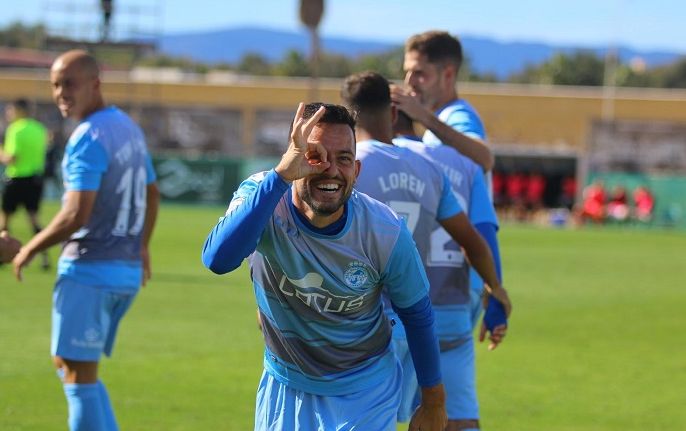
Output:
[152, 156, 280, 205]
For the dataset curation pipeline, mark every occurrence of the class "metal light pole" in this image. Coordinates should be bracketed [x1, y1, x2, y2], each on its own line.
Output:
[299, 0, 324, 102]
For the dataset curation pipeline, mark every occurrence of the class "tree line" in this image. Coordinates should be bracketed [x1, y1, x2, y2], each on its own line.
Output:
[3, 22, 686, 88]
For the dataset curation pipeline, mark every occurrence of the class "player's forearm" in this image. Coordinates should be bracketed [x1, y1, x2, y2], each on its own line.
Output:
[21, 207, 83, 258]
[202, 169, 288, 274]
[142, 182, 160, 248]
[420, 114, 494, 171]
[420, 383, 446, 409]
[475, 222, 502, 282]
[463, 232, 500, 291]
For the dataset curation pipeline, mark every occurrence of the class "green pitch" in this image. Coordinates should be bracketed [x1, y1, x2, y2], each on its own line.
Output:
[1, 203, 685, 430]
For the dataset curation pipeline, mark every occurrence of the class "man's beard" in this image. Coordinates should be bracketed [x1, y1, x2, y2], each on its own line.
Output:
[298, 180, 351, 216]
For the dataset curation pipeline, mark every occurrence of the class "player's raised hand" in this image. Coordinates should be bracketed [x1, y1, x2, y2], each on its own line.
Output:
[275, 103, 329, 183]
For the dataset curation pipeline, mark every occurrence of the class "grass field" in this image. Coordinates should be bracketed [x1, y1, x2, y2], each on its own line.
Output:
[2, 202, 686, 430]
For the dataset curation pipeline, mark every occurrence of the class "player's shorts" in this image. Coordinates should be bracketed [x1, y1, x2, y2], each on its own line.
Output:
[394, 336, 478, 422]
[1, 175, 44, 213]
[51, 277, 136, 361]
[394, 336, 420, 423]
[254, 362, 402, 431]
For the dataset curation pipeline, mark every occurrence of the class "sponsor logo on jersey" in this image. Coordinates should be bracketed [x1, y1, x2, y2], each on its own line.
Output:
[278, 272, 366, 313]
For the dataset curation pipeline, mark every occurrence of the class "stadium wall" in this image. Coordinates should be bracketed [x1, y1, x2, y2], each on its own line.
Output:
[2, 71, 686, 157]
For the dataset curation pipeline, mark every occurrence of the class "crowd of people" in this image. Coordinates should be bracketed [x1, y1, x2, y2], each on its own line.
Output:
[492, 171, 577, 223]
[575, 181, 655, 225]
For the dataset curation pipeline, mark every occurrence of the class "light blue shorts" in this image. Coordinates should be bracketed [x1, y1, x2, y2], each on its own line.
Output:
[470, 269, 485, 329]
[470, 287, 484, 329]
[51, 278, 136, 361]
[394, 337, 419, 423]
[254, 363, 402, 431]
[394, 336, 478, 422]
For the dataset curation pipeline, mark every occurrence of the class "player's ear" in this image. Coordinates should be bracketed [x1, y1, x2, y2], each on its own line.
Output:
[354, 159, 361, 180]
[390, 105, 398, 126]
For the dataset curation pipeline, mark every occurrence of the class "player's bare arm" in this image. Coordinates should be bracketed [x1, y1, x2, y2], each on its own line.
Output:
[439, 213, 513, 350]
[141, 182, 160, 286]
[390, 85, 494, 171]
[12, 190, 97, 281]
[409, 383, 448, 431]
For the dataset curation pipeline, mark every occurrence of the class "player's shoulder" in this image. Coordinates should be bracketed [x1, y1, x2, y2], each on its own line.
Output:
[443, 98, 479, 116]
[356, 139, 399, 160]
[351, 189, 403, 226]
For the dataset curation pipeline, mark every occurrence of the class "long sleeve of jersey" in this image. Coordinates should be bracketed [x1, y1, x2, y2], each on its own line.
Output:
[202, 169, 289, 274]
[475, 222, 502, 282]
[393, 295, 442, 387]
[385, 225, 442, 388]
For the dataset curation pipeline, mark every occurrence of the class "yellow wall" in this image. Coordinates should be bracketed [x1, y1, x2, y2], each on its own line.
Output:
[3, 70, 685, 155]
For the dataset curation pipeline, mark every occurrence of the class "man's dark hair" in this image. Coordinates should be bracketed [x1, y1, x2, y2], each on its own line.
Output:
[340, 72, 391, 114]
[11, 98, 30, 113]
[394, 109, 416, 136]
[405, 30, 463, 71]
[302, 102, 356, 132]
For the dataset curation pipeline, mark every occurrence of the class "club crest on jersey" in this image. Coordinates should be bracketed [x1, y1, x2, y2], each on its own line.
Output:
[344, 261, 369, 288]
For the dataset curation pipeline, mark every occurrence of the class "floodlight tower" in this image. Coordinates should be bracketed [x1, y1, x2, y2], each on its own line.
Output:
[300, 0, 325, 101]
[42, 0, 163, 49]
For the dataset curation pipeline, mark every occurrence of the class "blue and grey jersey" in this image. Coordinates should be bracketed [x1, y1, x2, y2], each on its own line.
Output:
[58, 106, 156, 290]
[394, 137, 497, 338]
[423, 98, 493, 199]
[227, 171, 430, 395]
[355, 139, 462, 268]
[355, 139, 463, 335]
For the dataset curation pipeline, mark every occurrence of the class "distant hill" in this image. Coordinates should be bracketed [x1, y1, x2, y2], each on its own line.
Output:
[157, 26, 683, 79]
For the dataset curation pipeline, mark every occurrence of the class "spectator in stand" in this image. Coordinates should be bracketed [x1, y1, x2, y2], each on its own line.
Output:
[492, 170, 505, 212]
[607, 185, 630, 223]
[577, 181, 606, 224]
[505, 172, 527, 221]
[633, 185, 655, 223]
[559, 175, 577, 210]
[525, 172, 546, 219]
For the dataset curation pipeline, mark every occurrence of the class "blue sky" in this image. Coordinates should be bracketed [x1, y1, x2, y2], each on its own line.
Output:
[2, 0, 685, 53]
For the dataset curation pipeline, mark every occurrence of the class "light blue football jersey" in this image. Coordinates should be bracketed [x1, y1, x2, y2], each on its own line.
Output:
[355, 139, 462, 268]
[394, 137, 498, 338]
[241, 172, 430, 396]
[423, 98, 493, 201]
[58, 106, 156, 290]
[423, 99, 486, 145]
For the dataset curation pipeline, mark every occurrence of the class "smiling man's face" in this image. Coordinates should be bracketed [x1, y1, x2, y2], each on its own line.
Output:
[292, 122, 360, 227]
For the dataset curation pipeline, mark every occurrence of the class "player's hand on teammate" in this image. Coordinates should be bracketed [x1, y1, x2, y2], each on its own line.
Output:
[409, 383, 448, 431]
[0, 230, 21, 264]
[389, 84, 432, 125]
[275, 103, 329, 183]
[480, 285, 512, 350]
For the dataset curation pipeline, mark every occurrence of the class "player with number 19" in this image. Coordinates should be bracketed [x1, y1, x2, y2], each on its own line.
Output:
[12, 50, 160, 431]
